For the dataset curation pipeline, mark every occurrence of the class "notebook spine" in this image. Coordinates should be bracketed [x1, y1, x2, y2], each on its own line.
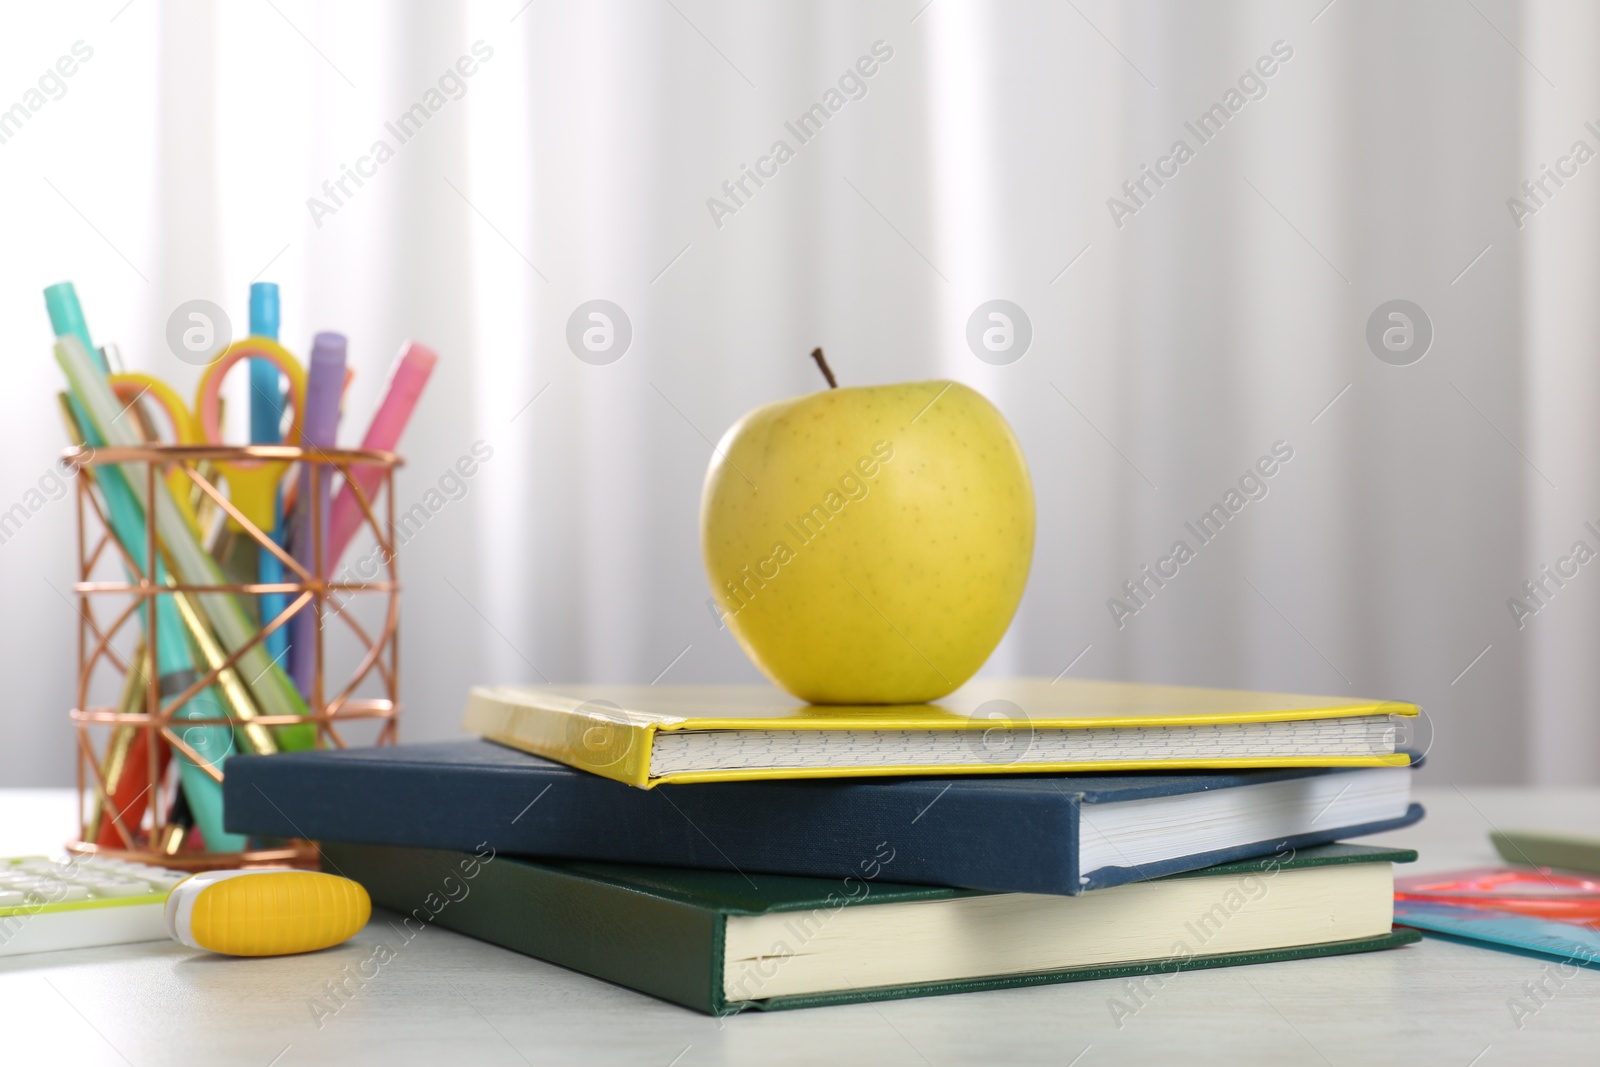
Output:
[462, 688, 656, 787]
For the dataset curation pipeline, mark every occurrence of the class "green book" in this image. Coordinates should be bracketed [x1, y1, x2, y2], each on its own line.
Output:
[324, 841, 1419, 1015]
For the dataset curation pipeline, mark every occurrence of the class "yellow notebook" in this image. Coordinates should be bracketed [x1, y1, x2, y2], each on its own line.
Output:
[461, 678, 1417, 788]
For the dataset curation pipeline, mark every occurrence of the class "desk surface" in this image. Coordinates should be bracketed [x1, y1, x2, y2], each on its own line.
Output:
[0, 786, 1595, 1064]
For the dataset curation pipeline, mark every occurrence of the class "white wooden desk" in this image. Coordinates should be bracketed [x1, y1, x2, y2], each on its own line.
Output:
[0, 787, 1596, 1065]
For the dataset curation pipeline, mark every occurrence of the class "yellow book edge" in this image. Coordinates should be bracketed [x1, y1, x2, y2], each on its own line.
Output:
[461, 688, 1417, 789]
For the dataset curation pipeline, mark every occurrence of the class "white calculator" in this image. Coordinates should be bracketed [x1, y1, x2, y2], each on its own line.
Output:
[0, 855, 189, 957]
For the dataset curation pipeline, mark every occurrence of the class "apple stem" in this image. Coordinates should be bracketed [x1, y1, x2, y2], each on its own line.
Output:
[810, 347, 838, 389]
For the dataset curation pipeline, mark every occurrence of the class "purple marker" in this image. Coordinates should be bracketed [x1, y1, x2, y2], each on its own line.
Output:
[289, 331, 348, 699]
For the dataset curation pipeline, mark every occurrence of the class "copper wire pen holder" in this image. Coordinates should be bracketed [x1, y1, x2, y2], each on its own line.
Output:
[66, 443, 402, 871]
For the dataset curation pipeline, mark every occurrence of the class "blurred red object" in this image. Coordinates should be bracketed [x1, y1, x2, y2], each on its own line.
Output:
[1395, 867, 1600, 926]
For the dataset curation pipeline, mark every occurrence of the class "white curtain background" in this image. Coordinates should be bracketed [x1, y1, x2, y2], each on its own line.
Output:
[0, 0, 1594, 787]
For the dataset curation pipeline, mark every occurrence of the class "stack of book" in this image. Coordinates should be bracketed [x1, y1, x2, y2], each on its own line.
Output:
[223, 678, 1424, 1014]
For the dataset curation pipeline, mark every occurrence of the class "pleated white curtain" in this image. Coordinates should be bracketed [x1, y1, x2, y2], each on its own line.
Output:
[0, 0, 1594, 786]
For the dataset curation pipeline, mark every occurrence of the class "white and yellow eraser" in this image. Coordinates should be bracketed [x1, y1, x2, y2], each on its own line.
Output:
[165, 869, 370, 956]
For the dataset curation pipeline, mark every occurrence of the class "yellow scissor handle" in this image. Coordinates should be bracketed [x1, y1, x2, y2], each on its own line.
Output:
[195, 339, 307, 448]
[110, 372, 199, 443]
[195, 339, 309, 531]
[109, 373, 204, 536]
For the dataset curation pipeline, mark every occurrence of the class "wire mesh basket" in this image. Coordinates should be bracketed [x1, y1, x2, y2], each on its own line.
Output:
[65, 443, 402, 870]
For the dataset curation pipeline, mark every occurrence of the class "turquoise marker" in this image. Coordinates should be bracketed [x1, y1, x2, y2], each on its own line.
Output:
[44, 282, 108, 375]
[249, 283, 289, 661]
[45, 282, 246, 852]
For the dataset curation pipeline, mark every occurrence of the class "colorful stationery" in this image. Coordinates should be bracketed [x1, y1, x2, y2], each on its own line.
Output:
[1393, 867, 1600, 965]
[194, 339, 307, 537]
[43, 281, 109, 374]
[223, 739, 1422, 895]
[47, 280, 421, 865]
[87, 646, 168, 847]
[325, 341, 437, 567]
[1396, 867, 1600, 924]
[1394, 900, 1600, 965]
[67, 366, 268, 821]
[47, 289, 240, 849]
[105, 372, 205, 528]
[57, 469, 241, 852]
[168, 586, 276, 758]
[461, 679, 1418, 787]
[326, 841, 1419, 1014]
[247, 283, 286, 449]
[44, 289, 167, 588]
[53, 331, 316, 751]
[248, 282, 290, 661]
[287, 331, 346, 697]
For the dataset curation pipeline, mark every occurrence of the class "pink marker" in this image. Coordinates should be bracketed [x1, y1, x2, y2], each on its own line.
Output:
[326, 341, 438, 569]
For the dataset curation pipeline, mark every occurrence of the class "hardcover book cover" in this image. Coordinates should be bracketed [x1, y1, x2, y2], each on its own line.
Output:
[326, 841, 1421, 1015]
[224, 739, 1423, 896]
[462, 678, 1418, 787]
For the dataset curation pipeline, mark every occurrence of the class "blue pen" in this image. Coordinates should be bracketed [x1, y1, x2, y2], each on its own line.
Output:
[248, 283, 289, 661]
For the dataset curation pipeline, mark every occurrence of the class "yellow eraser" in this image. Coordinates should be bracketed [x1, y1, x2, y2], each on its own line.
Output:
[165, 869, 370, 956]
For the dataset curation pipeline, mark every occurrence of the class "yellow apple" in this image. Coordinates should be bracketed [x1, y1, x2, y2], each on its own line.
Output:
[701, 379, 1034, 704]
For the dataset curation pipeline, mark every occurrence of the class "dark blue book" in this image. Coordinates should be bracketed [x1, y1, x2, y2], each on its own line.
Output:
[223, 740, 1423, 896]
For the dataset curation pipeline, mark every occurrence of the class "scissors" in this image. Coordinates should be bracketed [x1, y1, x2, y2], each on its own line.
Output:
[109, 371, 207, 536]
[194, 339, 307, 535]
